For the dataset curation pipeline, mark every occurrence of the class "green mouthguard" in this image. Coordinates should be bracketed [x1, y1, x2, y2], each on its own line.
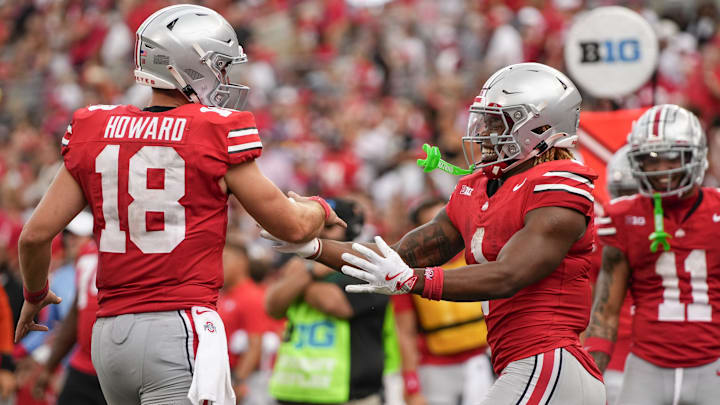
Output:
[649, 192, 671, 253]
[417, 144, 474, 176]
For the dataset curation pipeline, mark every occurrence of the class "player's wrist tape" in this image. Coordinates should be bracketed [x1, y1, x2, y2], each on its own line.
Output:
[309, 196, 332, 222]
[421, 267, 444, 301]
[584, 336, 615, 356]
[23, 281, 49, 304]
[306, 239, 323, 260]
[402, 370, 421, 395]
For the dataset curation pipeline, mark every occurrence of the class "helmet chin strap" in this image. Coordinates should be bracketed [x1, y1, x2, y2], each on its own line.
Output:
[164, 42, 217, 105]
[167, 65, 201, 104]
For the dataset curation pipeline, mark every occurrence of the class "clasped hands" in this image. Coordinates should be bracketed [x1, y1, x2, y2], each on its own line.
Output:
[261, 231, 417, 295]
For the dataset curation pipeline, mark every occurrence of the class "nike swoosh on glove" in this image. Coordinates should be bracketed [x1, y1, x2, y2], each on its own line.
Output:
[341, 236, 417, 295]
[259, 229, 321, 259]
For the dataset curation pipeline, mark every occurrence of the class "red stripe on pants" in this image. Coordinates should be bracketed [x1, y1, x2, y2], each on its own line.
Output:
[185, 309, 199, 358]
[526, 351, 555, 405]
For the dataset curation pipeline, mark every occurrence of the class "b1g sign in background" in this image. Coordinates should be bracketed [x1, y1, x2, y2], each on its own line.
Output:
[564, 6, 658, 99]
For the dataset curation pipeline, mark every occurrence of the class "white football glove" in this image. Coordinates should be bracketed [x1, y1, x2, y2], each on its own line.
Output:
[259, 230, 321, 259]
[341, 236, 417, 295]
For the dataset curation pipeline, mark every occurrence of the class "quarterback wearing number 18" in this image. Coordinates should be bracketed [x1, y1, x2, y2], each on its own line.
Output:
[14, 5, 339, 405]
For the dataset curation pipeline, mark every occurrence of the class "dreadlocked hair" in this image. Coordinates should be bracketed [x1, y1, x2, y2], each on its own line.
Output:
[532, 147, 574, 165]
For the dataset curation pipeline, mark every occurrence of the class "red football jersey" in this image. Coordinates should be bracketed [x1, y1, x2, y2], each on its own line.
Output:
[61, 104, 262, 317]
[446, 159, 601, 379]
[597, 189, 720, 368]
[218, 280, 267, 369]
[69, 241, 99, 375]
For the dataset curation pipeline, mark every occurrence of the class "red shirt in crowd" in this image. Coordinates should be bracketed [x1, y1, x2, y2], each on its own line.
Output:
[69, 241, 99, 375]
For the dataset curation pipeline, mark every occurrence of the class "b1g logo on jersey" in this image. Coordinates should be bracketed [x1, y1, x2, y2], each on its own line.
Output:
[625, 215, 646, 226]
[579, 39, 640, 63]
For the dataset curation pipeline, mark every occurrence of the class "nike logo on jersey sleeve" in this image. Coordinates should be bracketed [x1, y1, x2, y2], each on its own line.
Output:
[512, 178, 527, 192]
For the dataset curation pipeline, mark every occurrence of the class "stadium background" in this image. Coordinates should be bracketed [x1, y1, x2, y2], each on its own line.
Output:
[0, 0, 719, 404]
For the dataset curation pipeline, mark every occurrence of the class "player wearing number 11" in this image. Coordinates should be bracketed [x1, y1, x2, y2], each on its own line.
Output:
[14, 5, 344, 405]
[587, 104, 720, 405]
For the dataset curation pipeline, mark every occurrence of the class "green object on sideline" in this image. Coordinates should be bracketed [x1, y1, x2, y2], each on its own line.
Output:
[649, 192, 671, 253]
[383, 302, 401, 375]
[417, 143, 474, 176]
[269, 300, 351, 403]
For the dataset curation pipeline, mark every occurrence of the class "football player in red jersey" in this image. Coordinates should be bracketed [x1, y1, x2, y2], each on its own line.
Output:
[269, 63, 605, 404]
[588, 104, 720, 405]
[14, 5, 344, 405]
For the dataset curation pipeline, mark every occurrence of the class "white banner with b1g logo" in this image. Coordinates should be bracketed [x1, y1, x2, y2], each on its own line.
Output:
[564, 6, 658, 99]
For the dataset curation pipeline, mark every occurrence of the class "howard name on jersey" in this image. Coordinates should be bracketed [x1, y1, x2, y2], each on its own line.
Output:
[446, 159, 601, 379]
[597, 189, 720, 368]
[61, 104, 263, 317]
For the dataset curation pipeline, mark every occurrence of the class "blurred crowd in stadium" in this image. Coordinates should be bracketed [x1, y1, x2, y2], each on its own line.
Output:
[0, 0, 719, 404]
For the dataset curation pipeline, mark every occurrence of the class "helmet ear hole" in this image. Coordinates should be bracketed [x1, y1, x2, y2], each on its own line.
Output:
[531, 125, 551, 135]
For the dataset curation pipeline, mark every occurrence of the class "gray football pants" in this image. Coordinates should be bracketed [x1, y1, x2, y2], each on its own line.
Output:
[418, 353, 494, 405]
[91, 311, 195, 405]
[480, 347, 605, 405]
[618, 353, 720, 405]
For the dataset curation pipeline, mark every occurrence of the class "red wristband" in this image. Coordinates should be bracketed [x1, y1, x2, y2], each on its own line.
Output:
[309, 196, 331, 221]
[584, 336, 615, 356]
[421, 267, 444, 301]
[23, 281, 49, 304]
[402, 370, 421, 395]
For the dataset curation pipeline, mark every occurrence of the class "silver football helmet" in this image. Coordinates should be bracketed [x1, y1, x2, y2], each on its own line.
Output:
[134, 5, 249, 109]
[463, 63, 581, 178]
[606, 144, 639, 198]
[627, 104, 707, 197]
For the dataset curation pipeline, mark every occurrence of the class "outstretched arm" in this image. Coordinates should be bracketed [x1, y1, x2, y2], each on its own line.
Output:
[416, 206, 587, 300]
[584, 245, 630, 373]
[225, 161, 344, 244]
[342, 206, 588, 301]
[315, 207, 465, 271]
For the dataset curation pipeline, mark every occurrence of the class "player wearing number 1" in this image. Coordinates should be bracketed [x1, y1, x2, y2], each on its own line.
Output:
[587, 104, 720, 405]
[268, 63, 606, 404]
[14, 5, 343, 405]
